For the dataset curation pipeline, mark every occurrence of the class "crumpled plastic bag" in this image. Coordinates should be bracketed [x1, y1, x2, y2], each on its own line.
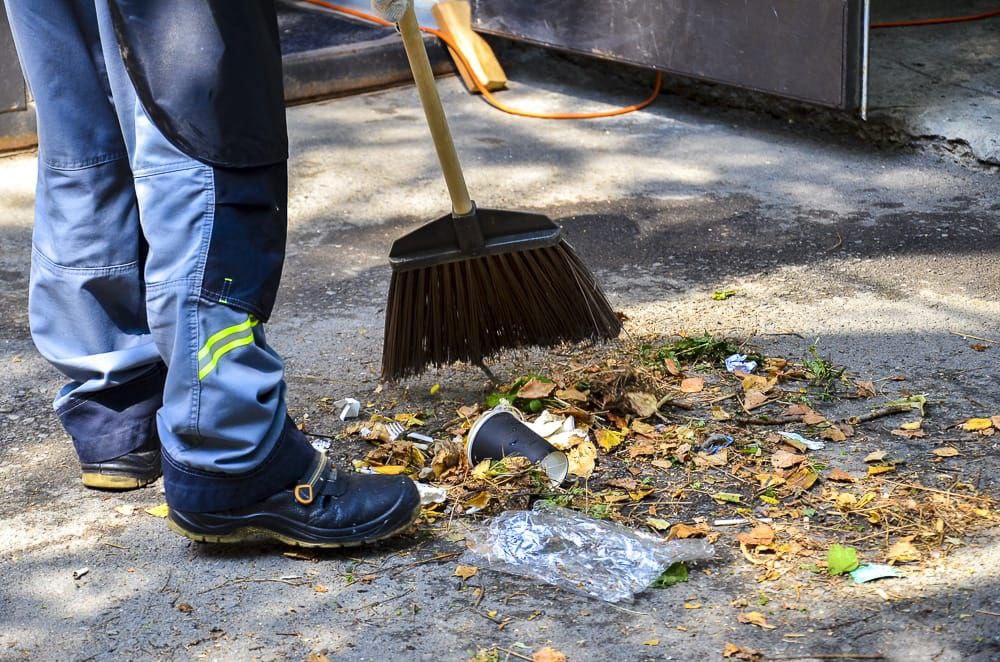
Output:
[461, 502, 715, 603]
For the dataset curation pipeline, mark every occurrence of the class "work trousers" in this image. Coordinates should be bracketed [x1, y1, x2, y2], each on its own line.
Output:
[5, 0, 313, 511]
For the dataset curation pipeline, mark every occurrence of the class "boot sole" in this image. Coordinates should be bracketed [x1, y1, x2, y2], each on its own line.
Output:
[81, 472, 159, 490]
[165, 503, 422, 549]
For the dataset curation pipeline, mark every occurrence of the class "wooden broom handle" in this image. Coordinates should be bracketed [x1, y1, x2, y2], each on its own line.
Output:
[397, 4, 474, 216]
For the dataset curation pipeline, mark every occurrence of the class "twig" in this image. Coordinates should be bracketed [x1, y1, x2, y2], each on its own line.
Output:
[826, 231, 844, 252]
[303, 431, 339, 440]
[949, 331, 997, 345]
[846, 405, 913, 425]
[159, 569, 173, 593]
[360, 552, 462, 578]
[883, 480, 992, 502]
[356, 589, 413, 611]
[197, 577, 310, 594]
[976, 609, 1000, 617]
[657, 394, 695, 411]
[496, 647, 533, 661]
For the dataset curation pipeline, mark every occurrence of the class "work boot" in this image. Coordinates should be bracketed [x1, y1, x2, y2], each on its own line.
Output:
[166, 451, 421, 548]
[80, 435, 162, 490]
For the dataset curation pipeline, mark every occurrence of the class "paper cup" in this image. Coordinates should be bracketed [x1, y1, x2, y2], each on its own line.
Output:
[466, 407, 569, 485]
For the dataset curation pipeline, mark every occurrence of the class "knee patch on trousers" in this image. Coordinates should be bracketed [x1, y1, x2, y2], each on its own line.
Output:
[200, 163, 288, 322]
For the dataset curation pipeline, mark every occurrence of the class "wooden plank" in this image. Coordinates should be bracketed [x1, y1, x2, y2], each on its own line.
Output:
[432, 0, 506, 94]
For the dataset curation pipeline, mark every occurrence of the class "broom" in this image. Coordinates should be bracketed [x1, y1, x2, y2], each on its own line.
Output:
[381, 4, 621, 381]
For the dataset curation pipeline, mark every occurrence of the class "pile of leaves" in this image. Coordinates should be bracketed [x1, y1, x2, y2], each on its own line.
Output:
[310, 331, 997, 584]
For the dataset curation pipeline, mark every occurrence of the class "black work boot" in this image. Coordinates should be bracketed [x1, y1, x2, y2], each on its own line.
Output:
[166, 451, 421, 548]
[80, 435, 162, 490]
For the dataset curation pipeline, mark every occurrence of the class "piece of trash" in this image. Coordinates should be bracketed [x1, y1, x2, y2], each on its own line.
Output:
[73, 567, 89, 580]
[333, 398, 361, 421]
[467, 406, 569, 485]
[407, 432, 434, 444]
[725, 354, 758, 374]
[699, 433, 734, 455]
[850, 563, 902, 584]
[775, 431, 825, 451]
[461, 502, 714, 603]
[416, 482, 448, 505]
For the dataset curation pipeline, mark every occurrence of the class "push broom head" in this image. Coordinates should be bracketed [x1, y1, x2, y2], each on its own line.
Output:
[381, 205, 622, 381]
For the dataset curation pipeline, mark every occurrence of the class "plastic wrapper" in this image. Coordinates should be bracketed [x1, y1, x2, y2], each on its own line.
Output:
[461, 502, 715, 603]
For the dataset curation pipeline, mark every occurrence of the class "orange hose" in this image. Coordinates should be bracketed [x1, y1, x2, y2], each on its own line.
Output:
[301, 0, 662, 120]
[872, 8, 1000, 28]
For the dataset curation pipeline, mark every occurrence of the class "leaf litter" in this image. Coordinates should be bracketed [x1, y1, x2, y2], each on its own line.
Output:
[305, 331, 997, 602]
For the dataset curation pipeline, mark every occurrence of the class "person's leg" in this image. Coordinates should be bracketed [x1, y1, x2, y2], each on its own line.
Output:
[89, 0, 419, 546]
[91, 0, 315, 511]
[4, 0, 165, 488]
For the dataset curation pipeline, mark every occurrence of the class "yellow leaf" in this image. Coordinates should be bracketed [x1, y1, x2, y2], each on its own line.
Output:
[962, 418, 994, 432]
[144, 504, 169, 518]
[931, 447, 960, 458]
[567, 440, 597, 478]
[759, 495, 779, 506]
[471, 459, 492, 480]
[394, 413, 424, 428]
[372, 465, 408, 475]
[868, 465, 896, 476]
[313, 584, 329, 593]
[680, 377, 704, 393]
[647, 518, 671, 531]
[738, 611, 776, 629]
[741, 375, 772, 393]
[900, 420, 922, 431]
[595, 429, 625, 452]
[430, 383, 441, 396]
[683, 602, 702, 609]
[629, 488, 654, 502]
[712, 492, 742, 503]
[643, 639, 660, 646]
[463, 491, 491, 512]
[516, 379, 555, 399]
[454, 564, 479, 580]
[711, 406, 733, 421]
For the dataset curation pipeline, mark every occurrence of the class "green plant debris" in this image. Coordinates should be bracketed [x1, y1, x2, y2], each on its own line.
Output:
[651, 562, 689, 588]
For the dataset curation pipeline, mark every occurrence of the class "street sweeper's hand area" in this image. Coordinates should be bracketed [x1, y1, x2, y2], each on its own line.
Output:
[371, 0, 411, 22]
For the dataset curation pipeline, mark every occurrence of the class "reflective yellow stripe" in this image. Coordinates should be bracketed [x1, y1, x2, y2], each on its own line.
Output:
[198, 333, 256, 380]
[197, 316, 258, 361]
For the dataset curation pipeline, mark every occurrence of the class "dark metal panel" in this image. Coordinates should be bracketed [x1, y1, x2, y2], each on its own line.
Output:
[0, 5, 27, 112]
[472, 0, 867, 110]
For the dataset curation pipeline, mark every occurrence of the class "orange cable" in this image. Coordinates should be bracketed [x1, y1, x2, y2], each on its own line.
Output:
[872, 8, 1000, 28]
[301, 0, 662, 120]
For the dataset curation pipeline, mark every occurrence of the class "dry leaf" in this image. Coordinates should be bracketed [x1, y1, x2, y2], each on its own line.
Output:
[737, 611, 776, 629]
[626, 392, 659, 418]
[307, 653, 330, 662]
[115, 504, 135, 516]
[556, 387, 589, 403]
[643, 639, 660, 646]
[900, 420, 922, 431]
[177, 603, 194, 613]
[664, 358, 681, 376]
[993, 415, 1000, 429]
[741, 375, 772, 393]
[820, 426, 847, 442]
[864, 450, 887, 463]
[680, 377, 705, 394]
[736, 524, 775, 547]
[595, 429, 625, 452]
[669, 522, 711, 540]
[931, 447, 960, 458]
[567, 440, 597, 478]
[683, 602, 702, 609]
[652, 459, 673, 471]
[711, 406, 733, 421]
[723, 643, 762, 660]
[784, 466, 818, 492]
[372, 465, 408, 475]
[454, 564, 479, 580]
[827, 468, 856, 483]
[517, 379, 555, 400]
[891, 428, 926, 439]
[802, 411, 827, 425]
[855, 380, 877, 398]
[743, 390, 769, 410]
[313, 584, 329, 593]
[458, 404, 481, 419]
[694, 449, 729, 468]
[464, 491, 491, 512]
[771, 450, 806, 469]
[868, 465, 896, 476]
[532, 647, 567, 662]
[887, 540, 921, 564]
[962, 418, 993, 432]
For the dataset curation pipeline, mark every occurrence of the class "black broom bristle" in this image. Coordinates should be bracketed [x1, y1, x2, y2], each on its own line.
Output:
[381, 241, 621, 381]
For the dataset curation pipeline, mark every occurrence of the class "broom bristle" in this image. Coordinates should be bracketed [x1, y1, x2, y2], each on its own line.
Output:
[381, 241, 621, 381]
